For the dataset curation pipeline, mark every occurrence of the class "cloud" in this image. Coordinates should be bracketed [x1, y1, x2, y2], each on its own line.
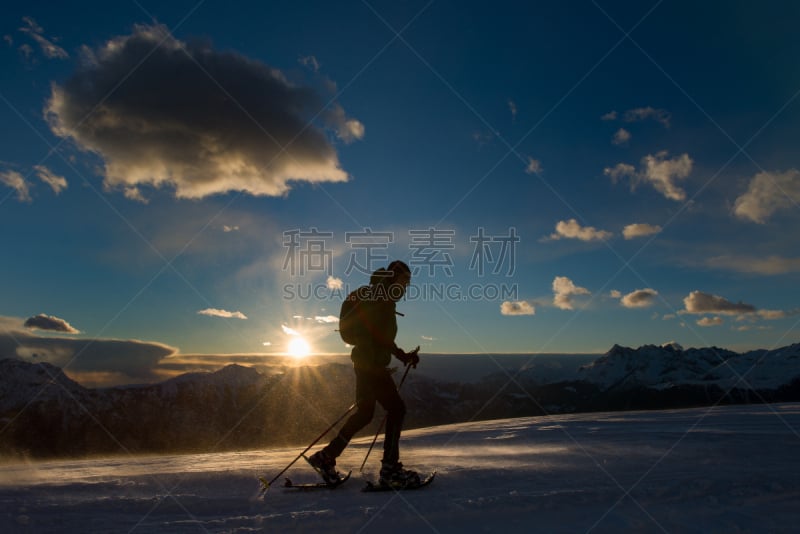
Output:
[525, 157, 542, 175]
[639, 152, 693, 201]
[606, 151, 693, 201]
[299, 55, 320, 72]
[1, 316, 177, 385]
[508, 99, 518, 122]
[197, 308, 248, 320]
[18, 16, 68, 60]
[323, 103, 365, 143]
[281, 324, 301, 337]
[733, 169, 800, 223]
[620, 288, 659, 308]
[222, 225, 240, 233]
[623, 106, 671, 128]
[552, 276, 591, 310]
[326, 275, 344, 290]
[0, 169, 31, 202]
[33, 165, 68, 194]
[500, 300, 535, 316]
[1, 165, 68, 201]
[315, 315, 339, 324]
[697, 316, 723, 327]
[472, 130, 494, 146]
[622, 223, 662, 240]
[612, 128, 631, 146]
[24, 313, 80, 334]
[609, 290, 622, 299]
[705, 255, 800, 275]
[45, 24, 361, 200]
[122, 186, 148, 203]
[546, 219, 612, 242]
[682, 290, 756, 315]
[603, 163, 636, 183]
[601, 110, 618, 121]
[757, 309, 788, 320]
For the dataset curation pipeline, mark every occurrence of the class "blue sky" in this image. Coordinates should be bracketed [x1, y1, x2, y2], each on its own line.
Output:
[1, 1, 799, 386]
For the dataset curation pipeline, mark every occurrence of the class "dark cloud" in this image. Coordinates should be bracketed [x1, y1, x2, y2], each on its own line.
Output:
[24, 313, 80, 333]
[683, 291, 757, 315]
[2, 317, 177, 384]
[45, 24, 362, 200]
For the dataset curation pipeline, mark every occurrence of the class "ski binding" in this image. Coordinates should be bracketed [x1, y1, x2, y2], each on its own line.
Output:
[363, 471, 436, 492]
[284, 470, 352, 490]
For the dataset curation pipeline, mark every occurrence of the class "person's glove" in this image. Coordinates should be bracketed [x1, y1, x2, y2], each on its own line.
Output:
[396, 346, 420, 368]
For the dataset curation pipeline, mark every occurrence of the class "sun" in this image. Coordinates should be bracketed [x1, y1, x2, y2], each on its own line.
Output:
[287, 337, 311, 358]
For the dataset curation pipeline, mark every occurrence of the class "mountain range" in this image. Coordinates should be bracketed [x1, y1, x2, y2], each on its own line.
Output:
[2, 342, 799, 458]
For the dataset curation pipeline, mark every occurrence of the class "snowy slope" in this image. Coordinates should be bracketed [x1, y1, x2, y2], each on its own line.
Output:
[2, 403, 800, 533]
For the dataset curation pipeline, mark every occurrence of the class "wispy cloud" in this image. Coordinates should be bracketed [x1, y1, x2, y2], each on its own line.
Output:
[197, 308, 248, 320]
[45, 24, 362, 200]
[0, 169, 31, 202]
[605, 151, 693, 201]
[299, 55, 320, 72]
[733, 169, 800, 224]
[705, 254, 800, 275]
[601, 106, 670, 127]
[545, 219, 612, 242]
[281, 324, 301, 336]
[508, 99, 518, 122]
[612, 128, 631, 146]
[1, 164, 68, 201]
[17, 16, 68, 60]
[622, 106, 671, 128]
[622, 223, 662, 240]
[524, 157, 542, 175]
[697, 316, 723, 327]
[33, 165, 67, 194]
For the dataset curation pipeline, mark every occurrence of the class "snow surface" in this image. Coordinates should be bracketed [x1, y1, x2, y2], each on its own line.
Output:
[2, 403, 800, 533]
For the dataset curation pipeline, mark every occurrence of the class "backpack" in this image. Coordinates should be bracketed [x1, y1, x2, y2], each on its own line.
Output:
[339, 286, 370, 345]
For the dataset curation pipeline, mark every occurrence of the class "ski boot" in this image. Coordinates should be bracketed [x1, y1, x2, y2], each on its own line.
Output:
[307, 450, 342, 485]
[379, 461, 420, 488]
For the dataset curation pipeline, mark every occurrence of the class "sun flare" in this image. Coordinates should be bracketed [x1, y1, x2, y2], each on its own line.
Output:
[287, 337, 311, 358]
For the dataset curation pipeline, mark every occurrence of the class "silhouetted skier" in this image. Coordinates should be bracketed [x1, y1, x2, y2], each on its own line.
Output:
[308, 260, 421, 487]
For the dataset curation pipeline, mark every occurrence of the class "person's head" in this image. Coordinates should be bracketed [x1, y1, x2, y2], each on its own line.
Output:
[371, 260, 411, 301]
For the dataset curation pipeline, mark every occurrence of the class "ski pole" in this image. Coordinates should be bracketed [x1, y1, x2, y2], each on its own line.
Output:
[259, 401, 357, 493]
[359, 362, 413, 472]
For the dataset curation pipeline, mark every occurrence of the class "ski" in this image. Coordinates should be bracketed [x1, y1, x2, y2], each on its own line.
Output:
[362, 471, 436, 492]
[283, 470, 352, 490]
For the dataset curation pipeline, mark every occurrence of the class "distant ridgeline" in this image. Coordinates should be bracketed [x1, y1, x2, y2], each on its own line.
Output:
[2, 343, 800, 458]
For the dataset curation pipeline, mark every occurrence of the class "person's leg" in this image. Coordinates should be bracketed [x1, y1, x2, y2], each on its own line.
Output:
[374, 369, 406, 467]
[323, 366, 377, 458]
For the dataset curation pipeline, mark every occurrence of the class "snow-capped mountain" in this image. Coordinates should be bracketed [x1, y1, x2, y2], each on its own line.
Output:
[578, 343, 800, 391]
[0, 358, 91, 413]
[2, 342, 800, 458]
